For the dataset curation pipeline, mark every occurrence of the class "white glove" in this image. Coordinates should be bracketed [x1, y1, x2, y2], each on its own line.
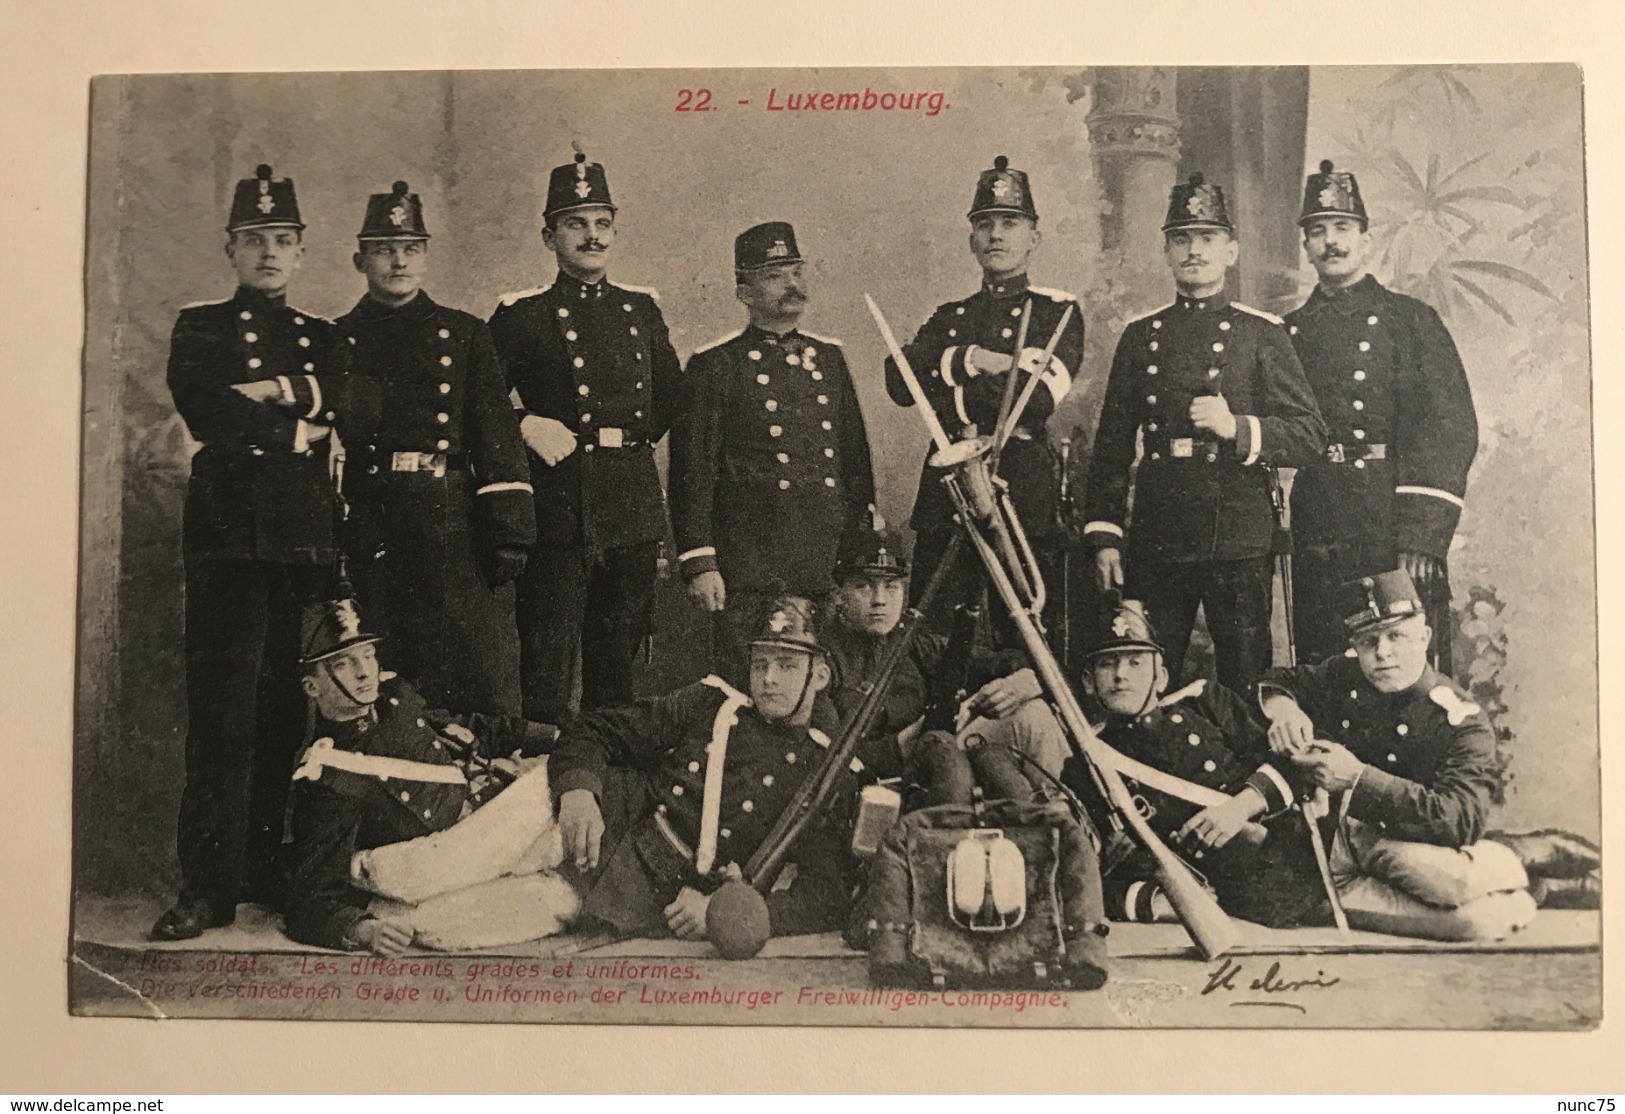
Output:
[520, 414, 578, 466]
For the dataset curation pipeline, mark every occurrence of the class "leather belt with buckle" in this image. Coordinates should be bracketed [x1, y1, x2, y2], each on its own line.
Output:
[391, 451, 449, 476]
[1326, 442, 1387, 464]
[1166, 437, 1220, 462]
[584, 427, 644, 450]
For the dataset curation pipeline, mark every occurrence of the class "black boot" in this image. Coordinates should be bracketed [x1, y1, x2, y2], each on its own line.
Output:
[1529, 872, 1602, 910]
[1489, 830, 1601, 879]
[150, 895, 235, 941]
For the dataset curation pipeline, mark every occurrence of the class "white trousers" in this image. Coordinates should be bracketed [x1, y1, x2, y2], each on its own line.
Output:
[351, 757, 580, 950]
[1331, 815, 1536, 942]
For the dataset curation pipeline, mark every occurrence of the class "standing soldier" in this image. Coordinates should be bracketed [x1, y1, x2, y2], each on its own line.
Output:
[488, 148, 682, 725]
[1285, 161, 1479, 670]
[336, 181, 535, 716]
[671, 221, 876, 681]
[154, 165, 346, 940]
[883, 156, 1085, 634]
[1083, 172, 1327, 693]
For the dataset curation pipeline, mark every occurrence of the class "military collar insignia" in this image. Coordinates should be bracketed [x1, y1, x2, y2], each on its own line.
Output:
[233, 285, 288, 308]
[982, 273, 1030, 298]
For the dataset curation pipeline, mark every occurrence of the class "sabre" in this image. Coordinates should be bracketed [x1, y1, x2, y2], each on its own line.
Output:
[865, 293, 954, 454]
[993, 302, 1075, 466]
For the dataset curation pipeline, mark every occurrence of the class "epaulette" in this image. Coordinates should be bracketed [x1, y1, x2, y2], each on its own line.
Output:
[1028, 285, 1078, 303]
[1428, 684, 1481, 727]
[1232, 302, 1285, 326]
[808, 727, 834, 752]
[692, 328, 745, 355]
[496, 283, 552, 308]
[179, 297, 229, 310]
[1135, 302, 1178, 325]
[1159, 678, 1207, 707]
[286, 305, 331, 324]
[799, 330, 844, 347]
[700, 673, 751, 705]
[614, 282, 661, 301]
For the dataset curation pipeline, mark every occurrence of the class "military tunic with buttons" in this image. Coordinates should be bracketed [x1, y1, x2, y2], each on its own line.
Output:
[884, 277, 1083, 536]
[336, 292, 536, 717]
[1082, 293, 1327, 689]
[547, 677, 859, 936]
[283, 674, 559, 950]
[489, 271, 682, 723]
[672, 326, 875, 597]
[1257, 655, 1498, 849]
[166, 285, 355, 908]
[1284, 276, 1479, 663]
[1061, 678, 1324, 927]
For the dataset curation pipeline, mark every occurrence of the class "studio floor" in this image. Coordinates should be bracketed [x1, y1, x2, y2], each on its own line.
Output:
[69, 894, 1601, 1030]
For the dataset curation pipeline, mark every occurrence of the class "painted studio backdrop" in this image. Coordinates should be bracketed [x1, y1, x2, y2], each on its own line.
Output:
[77, 65, 1593, 897]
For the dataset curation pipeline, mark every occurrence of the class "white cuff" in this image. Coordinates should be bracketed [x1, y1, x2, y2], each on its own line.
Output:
[1084, 521, 1124, 538]
[1257, 763, 1294, 812]
[293, 419, 311, 454]
[305, 375, 323, 420]
[1241, 414, 1262, 466]
[952, 385, 971, 428]
[476, 481, 534, 496]
[678, 546, 717, 564]
[1395, 485, 1465, 509]
[939, 347, 960, 387]
[276, 375, 294, 405]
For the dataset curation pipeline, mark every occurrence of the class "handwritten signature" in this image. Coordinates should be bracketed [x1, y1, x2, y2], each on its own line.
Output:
[1200, 957, 1342, 1014]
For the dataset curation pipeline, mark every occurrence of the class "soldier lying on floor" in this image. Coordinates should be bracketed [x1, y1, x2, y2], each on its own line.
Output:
[1255, 569, 1601, 941]
[286, 594, 864, 955]
[283, 599, 562, 956]
[1060, 598, 1327, 929]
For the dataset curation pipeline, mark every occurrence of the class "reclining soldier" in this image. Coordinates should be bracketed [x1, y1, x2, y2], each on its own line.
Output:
[1257, 569, 1600, 940]
[548, 594, 863, 943]
[1062, 599, 1325, 928]
[822, 515, 1069, 806]
[283, 599, 563, 956]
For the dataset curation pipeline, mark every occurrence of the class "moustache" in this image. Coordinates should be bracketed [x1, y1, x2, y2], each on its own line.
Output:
[1319, 248, 1349, 260]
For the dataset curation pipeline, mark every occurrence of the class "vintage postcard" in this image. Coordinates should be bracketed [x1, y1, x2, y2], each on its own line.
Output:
[68, 62, 1598, 1030]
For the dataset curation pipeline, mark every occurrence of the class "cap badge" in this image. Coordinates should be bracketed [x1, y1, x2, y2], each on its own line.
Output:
[1318, 184, 1341, 209]
[767, 239, 790, 258]
[1186, 188, 1216, 220]
[769, 611, 791, 633]
[389, 203, 408, 227]
[991, 175, 1012, 198]
[256, 180, 275, 214]
[1111, 613, 1133, 638]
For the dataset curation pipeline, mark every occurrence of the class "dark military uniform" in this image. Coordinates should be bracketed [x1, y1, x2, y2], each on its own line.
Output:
[1065, 678, 1322, 927]
[163, 166, 345, 916]
[673, 323, 874, 671]
[1257, 655, 1498, 850]
[338, 287, 534, 715]
[1284, 167, 1478, 669]
[548, 675, 859, 936]
[883, 157, 1085, 637]
[283, 672, 558, 950]
[1084, 177, 1325, 692]
[487, 152, 682, 724]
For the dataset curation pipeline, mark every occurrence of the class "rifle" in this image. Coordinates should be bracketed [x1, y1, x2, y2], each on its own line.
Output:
[1057, 427, 1080, 673]
[742, 530, 965, 894]
[1268, 465, 1350, 935]
[869, 293, 1240, 960]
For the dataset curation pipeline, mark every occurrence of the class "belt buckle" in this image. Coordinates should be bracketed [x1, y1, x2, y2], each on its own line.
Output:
[1170, 437, 1194, 459]
[391, 451, 419, 473]
[599, 427, 625, 449]
[1327, 443, 1346, 464]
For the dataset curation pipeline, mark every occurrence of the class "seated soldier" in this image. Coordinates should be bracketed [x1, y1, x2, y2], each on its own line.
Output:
[283, 600, 563, 956]
[1062, 599, 1325, 928]
[1257, 569, 1601, 941]
[822, 514, 1067, 805]
[548, 594, 863, 943]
